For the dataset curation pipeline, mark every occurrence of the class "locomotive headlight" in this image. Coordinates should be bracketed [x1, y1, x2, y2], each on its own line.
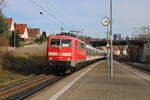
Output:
[67, 58, 70, 61]
[49, 57, 52, 60]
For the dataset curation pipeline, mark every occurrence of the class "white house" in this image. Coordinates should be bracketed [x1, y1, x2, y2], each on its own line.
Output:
[28, 28, 42, 41]
[113, 46, 121, 56]
[6, 18, 15, 32]
[14, 24, 29, 42]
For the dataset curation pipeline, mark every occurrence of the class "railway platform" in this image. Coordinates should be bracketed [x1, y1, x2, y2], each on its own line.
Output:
[26, 60, 150, 100]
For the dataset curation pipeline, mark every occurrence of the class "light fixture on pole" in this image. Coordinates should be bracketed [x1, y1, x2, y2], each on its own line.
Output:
[101, 17, 110, 26]
[101, 17, 110, 68]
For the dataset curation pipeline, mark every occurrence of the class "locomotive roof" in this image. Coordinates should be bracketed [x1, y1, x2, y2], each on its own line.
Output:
[48, 36, 84, 43]
[48, 35, 105, 53]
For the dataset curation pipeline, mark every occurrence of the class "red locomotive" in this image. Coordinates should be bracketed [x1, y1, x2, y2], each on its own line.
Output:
[45, 35, 105, 74]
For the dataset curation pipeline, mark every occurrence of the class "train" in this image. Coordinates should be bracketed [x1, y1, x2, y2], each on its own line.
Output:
[45, 35, 106, 74]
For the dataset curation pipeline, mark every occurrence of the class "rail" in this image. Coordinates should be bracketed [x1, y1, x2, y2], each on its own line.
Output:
[0, 75, 64, 100]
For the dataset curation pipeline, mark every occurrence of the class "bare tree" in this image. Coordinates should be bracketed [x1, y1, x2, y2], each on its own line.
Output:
[133, 26, 150, 40]
[0, 0, 7, 9]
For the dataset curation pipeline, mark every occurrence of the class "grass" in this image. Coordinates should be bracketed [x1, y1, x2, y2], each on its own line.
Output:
[0, 44, 46, 88]
[2, 50, 45, 75]
[20, 42, 35, 47]
[0, 68, 29, 88]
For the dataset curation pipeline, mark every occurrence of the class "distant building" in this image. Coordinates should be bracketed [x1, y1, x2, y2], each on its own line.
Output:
[113, 46, 120, 56]
[14, 24, 29, 42]
[122, 45, 128, 56]
[6, 18, 15, 32]
[28, 28, 42, 41]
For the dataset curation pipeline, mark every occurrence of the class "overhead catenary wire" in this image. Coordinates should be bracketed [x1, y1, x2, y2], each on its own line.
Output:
[42, 0, 81, 31]
[29, 0, 83, 34]
[29, 0, 66, 26]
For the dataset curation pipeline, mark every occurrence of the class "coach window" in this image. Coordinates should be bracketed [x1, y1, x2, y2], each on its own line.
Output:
[81, 43, 85, 49]
[78, 41, 81, 48]
[62, 39, 72, 47]
[50, 39, 60, 46]
[78, 42, 85, 49]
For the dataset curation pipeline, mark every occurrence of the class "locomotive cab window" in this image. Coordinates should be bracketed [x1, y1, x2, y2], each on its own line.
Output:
[50, 38, 71, 47]
[50, 39, 60, 46]
[62, 39, 72, 47]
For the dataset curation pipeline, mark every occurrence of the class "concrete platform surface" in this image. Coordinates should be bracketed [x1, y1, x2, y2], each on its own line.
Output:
[26, 60, 150, 100]
[57, 61, 150, 100]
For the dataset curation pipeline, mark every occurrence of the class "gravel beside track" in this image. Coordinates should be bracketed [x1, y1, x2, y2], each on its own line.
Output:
[0, 74, 64, 100]
[0, 75, 44, 92]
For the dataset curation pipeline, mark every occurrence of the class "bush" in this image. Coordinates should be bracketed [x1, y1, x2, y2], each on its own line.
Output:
[9, 31, 22, 47]
[0, 12, 10, 38]
[0, 35, 9, 56]
[1, 50, 45, 75]
[34, 31, 47, 44]
[0, 35, 9, 46]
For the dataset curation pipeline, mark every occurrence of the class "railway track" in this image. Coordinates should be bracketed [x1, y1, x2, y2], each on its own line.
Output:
[0, 74, 64, 100]
[124, 62, 150, 73]
[0, 75, 44, 92]
[117, 60, 150, 75]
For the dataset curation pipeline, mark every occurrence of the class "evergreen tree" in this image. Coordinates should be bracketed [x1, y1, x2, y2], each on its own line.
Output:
[0, 11, 10, 38]
[34, 31, 47, 44]
[10, 31, 21, 47]
[42, 31, 47, 41]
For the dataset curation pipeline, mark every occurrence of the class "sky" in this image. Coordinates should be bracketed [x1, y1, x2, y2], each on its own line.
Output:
[3, 0, 150, 38]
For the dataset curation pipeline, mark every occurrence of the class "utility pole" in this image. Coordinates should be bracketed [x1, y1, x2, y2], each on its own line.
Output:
[107, 25, 110, 67]
[146, 25, 150, 40]
[13, 32, 16, 47]
[110, 0, 113, 77]
[101, 17, 110, 68]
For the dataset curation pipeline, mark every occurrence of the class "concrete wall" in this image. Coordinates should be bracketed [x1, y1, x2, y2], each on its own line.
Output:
[128, 42, 150, 63]
[143, 42, 150, 63]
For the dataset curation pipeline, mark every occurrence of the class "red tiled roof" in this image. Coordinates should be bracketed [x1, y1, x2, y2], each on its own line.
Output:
[6, 18, 13, 28]
[113, 46, 120, 51]
[28, 28, 40, 37]
[15, 24, 27, 34]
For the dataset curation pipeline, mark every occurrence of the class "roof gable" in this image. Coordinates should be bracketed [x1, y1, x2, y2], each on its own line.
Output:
[28, 28, 40, 37]
[6, 18, 13, 29]
[113, 46, 120, 50]
[15, 24, 28, 34]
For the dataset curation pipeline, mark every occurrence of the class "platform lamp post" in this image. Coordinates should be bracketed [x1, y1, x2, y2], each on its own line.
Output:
[101, 17, 110, 68]
[106, 25, 110, 67]
[109, 0, 113, 77]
